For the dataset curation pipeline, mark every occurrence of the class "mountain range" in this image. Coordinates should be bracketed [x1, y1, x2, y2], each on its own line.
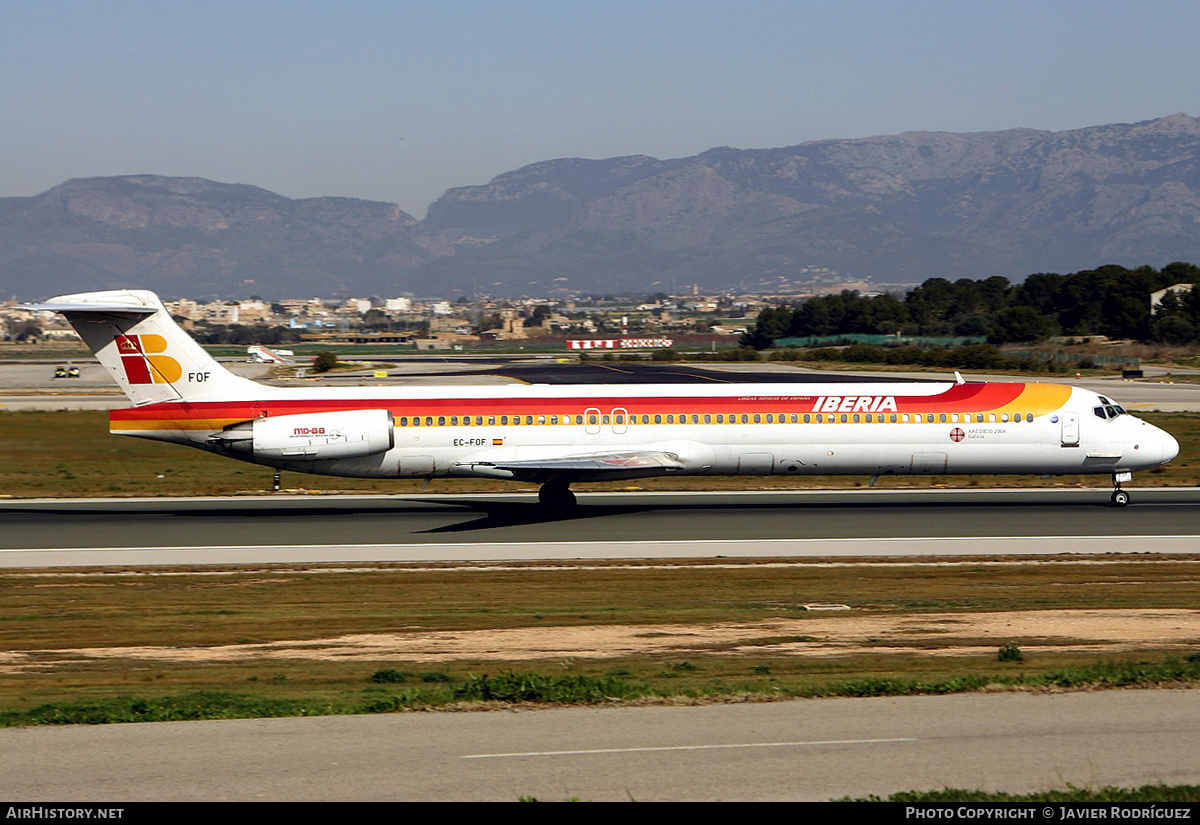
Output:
[3, 113, 1199, 300]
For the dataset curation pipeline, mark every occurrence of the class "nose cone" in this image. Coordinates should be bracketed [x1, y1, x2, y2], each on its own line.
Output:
[1160, 427, 1180, 465]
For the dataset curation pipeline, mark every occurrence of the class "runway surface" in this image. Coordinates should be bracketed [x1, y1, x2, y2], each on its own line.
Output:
[3, 688, 1198, 801]
[2, 488, 1197, 568]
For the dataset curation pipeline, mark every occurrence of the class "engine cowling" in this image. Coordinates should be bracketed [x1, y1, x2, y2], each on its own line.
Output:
[212, 409, 395, 461]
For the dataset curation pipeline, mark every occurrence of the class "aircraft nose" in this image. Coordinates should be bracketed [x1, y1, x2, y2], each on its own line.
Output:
[1160, 428, 1180, 465]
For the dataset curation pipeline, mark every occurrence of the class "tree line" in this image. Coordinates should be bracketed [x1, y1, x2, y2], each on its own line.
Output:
[742, 262, 1200, 349]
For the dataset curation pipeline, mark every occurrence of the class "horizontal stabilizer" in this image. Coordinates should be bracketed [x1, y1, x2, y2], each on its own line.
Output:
[20, 300, 156, 316]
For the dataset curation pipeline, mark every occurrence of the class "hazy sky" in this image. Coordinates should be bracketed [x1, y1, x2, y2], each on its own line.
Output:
[3, 0, 1198, 217]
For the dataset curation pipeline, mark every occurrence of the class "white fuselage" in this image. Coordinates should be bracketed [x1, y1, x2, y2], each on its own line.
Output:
[110, 380, 1179, 483]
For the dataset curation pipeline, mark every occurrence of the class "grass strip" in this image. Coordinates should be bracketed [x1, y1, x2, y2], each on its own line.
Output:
[4, 656, 1199, 728]
[844, 783, 1200, 802]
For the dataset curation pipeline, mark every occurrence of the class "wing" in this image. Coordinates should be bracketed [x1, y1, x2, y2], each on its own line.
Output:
[457, 448, 684, 480]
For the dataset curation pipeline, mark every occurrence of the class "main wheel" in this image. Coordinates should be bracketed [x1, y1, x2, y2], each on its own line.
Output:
[1110, 489, 1131, 507]
[538, 483, 577, 510]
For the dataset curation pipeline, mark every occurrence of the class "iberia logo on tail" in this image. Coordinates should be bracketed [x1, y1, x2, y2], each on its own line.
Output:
[115, 335, 183, 384]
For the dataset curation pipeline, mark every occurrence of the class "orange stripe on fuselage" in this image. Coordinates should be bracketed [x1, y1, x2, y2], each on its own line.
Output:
[107, 383, 1074, 432]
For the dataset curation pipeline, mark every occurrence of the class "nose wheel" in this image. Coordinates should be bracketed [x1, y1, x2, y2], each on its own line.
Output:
[1109, 471, 1132, 507]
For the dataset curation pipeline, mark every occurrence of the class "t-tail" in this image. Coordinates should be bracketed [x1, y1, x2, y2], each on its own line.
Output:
[21, 290, 262, 405]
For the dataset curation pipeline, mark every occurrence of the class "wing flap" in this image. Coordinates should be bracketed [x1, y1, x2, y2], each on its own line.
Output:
[458, 449, 685, 473]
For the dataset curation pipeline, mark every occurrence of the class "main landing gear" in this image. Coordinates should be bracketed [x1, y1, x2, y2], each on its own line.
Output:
[1110, 471, 1133, 507]
[538, 480, 577, 511]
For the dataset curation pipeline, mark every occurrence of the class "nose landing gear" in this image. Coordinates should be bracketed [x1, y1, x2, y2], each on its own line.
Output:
[1109, 471, 1133, 507]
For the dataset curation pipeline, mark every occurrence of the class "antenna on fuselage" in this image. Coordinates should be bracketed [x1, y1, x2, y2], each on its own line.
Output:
[954, 371, 965, 384]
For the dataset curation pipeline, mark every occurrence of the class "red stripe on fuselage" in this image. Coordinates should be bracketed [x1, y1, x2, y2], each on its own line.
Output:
[108, 383, 1030, 425]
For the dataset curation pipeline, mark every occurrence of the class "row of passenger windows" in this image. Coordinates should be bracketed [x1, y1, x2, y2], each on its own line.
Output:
[396, 411, 1038, 426]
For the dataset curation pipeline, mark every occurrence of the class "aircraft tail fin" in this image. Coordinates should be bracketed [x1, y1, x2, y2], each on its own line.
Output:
[21, 290, 262, 406]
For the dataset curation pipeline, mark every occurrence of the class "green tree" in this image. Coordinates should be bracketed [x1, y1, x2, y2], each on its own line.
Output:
[991, 306, 1051, 343]
[312, 351, 339, 373]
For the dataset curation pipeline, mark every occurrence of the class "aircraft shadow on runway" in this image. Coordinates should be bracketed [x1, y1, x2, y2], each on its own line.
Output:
[408, 494, 1146, 533]
[0, 492, 1163, 537]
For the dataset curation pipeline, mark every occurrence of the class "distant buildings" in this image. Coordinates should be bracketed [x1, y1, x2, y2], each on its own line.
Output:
[0, 279, 900, 347]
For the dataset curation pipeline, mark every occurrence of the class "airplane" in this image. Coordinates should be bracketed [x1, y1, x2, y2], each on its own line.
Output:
[246, 345, 294, 364]
[23, 289, 1179, 509]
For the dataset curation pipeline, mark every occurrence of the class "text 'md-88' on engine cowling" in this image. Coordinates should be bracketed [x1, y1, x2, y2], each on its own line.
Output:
[213, 409, 395, 460]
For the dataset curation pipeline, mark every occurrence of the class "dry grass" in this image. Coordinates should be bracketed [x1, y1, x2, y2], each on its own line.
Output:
[2, 556, 1200, 714]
